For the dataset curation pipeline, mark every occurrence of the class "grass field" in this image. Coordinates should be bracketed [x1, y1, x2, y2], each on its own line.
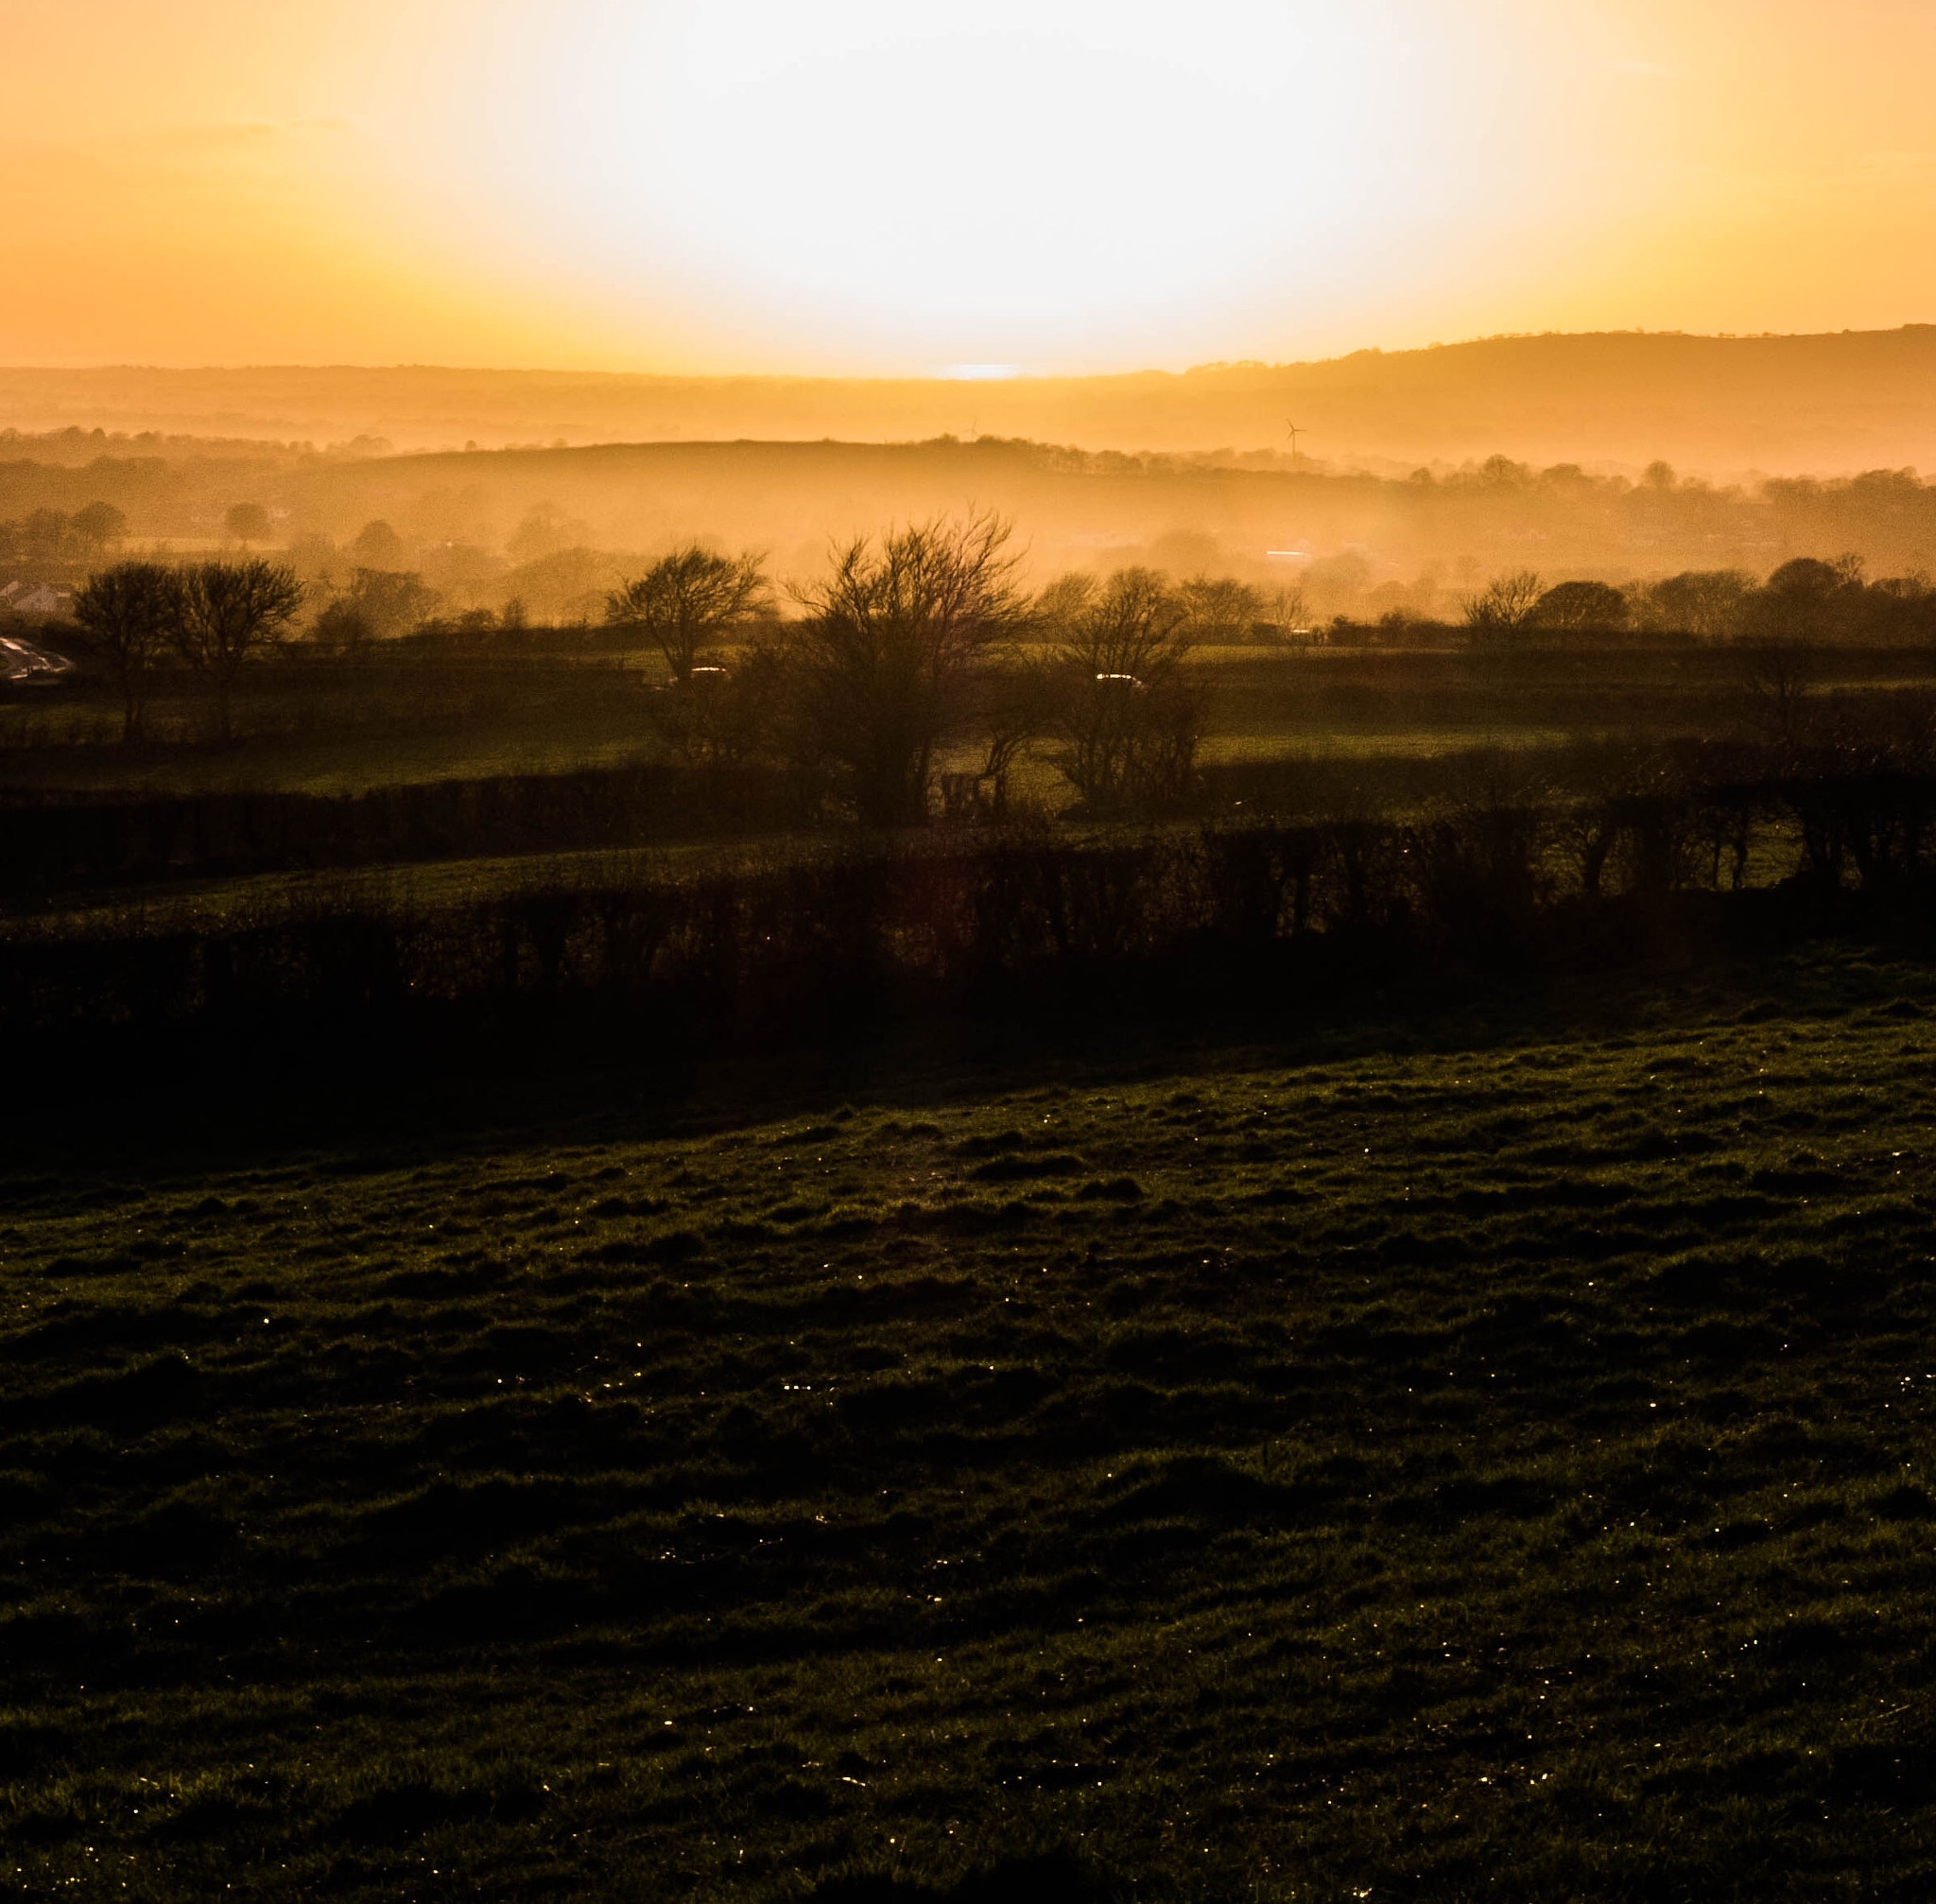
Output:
[0, 685, 664, 799]
[9, 641, 1931, 801]
[7, 943, 1936, 1900]
[0, 839, 821, 942]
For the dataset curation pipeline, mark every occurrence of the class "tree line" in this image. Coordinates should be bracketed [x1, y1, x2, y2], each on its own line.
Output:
[65, 523, 1218, 820]
[0, 502, 129, 567]
[601, 517, 1218, 825]
[603, 524, 1936, 824]
[60, 519, 1936, 824]
[71, 560, 303, 742]
[1461, 555, 1936, 644]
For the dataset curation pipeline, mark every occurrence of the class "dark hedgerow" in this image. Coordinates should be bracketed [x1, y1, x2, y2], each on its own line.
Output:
[9, 770, 1936, 1060]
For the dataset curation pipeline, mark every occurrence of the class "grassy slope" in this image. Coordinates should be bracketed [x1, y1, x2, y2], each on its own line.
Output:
[6, 949, 1936, 1901]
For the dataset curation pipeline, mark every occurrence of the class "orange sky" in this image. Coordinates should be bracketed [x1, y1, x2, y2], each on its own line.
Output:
[6, 0, 1936, 375]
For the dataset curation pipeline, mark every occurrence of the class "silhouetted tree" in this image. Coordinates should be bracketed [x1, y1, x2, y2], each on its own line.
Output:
[72, 561, 181, 741]
[1529, 580, 1628, 634]
[1041, 567, 1203, 813]
[606, 545, 769, 684]
[779, 514, 1025, 827]
[509, 504, 584, 563]
[350, 520, 407, 568]
[71, 502, 128, 551]
[647, 639, 790, 768]
[1176, 574, 1265, 644]
[311, 599, 371, 650]
[175, 560, 303, 741]
[1860, 573, 1936, 643]
[1635, 569, 1754, 641]
[1751, 556, 1863, 642]
[313, 568, 440, 649]
[225, 503, 273, 547]
[1265, 584, 1308, 640]
[1461, 570, 1543, 642]
[24, 510, 67, 561]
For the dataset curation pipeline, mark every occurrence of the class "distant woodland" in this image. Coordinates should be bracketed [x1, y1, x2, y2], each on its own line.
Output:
[9, 435, 1936, 623]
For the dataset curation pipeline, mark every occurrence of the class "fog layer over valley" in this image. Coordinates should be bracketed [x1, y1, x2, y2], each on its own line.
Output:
[11, 435, 1936, 629]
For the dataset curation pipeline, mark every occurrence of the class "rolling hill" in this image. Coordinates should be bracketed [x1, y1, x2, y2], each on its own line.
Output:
[7, 326, 1936, 476]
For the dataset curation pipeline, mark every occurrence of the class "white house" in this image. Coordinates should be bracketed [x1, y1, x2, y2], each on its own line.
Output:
[0, 580, 74, 618]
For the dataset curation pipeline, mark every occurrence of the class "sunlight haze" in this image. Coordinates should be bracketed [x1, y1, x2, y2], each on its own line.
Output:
[6, 0, 1935, 372]
[13, 11, 1936, 1896]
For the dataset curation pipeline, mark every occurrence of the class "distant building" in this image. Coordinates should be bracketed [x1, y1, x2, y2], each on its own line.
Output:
[0, 580, 74, 618]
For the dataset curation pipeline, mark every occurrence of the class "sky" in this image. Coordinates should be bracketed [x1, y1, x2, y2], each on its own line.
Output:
[5, 0, 1936, 375]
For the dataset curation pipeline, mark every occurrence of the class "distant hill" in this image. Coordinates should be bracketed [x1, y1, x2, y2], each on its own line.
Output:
[5, 327, 1936, 475]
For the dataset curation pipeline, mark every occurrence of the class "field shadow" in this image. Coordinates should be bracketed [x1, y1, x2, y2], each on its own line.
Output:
[5, 932, 1922, 1189]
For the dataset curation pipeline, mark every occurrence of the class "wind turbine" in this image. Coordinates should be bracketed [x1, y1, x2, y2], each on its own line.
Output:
[1284, 421, 1306, 465]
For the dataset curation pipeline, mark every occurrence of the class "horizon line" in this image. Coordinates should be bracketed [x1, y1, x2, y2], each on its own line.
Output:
[4, 321, 1936, 388]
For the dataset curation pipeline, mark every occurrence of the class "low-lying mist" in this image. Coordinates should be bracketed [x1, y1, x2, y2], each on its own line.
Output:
[9, 435, 1936, 630]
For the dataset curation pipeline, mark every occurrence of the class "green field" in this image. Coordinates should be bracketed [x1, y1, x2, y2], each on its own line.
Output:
[0, 666, 664, 798]
[8, 943, 1936, 1900]
[9, 642, 1931, 801]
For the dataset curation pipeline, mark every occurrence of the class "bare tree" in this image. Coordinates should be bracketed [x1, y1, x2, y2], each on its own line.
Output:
[72, 561, 181, 741]
[1461, 570, 1544, 642]
[606, 545, 770, 684]
[176, 560, 303, 742]
[780, 514, 1026, 827]
[1265, 583, 1307, 641]
[1041, 567, 1204, 813]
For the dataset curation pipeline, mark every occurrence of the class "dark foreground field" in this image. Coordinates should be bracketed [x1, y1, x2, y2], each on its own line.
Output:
[7, 947, 1936, 1901]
